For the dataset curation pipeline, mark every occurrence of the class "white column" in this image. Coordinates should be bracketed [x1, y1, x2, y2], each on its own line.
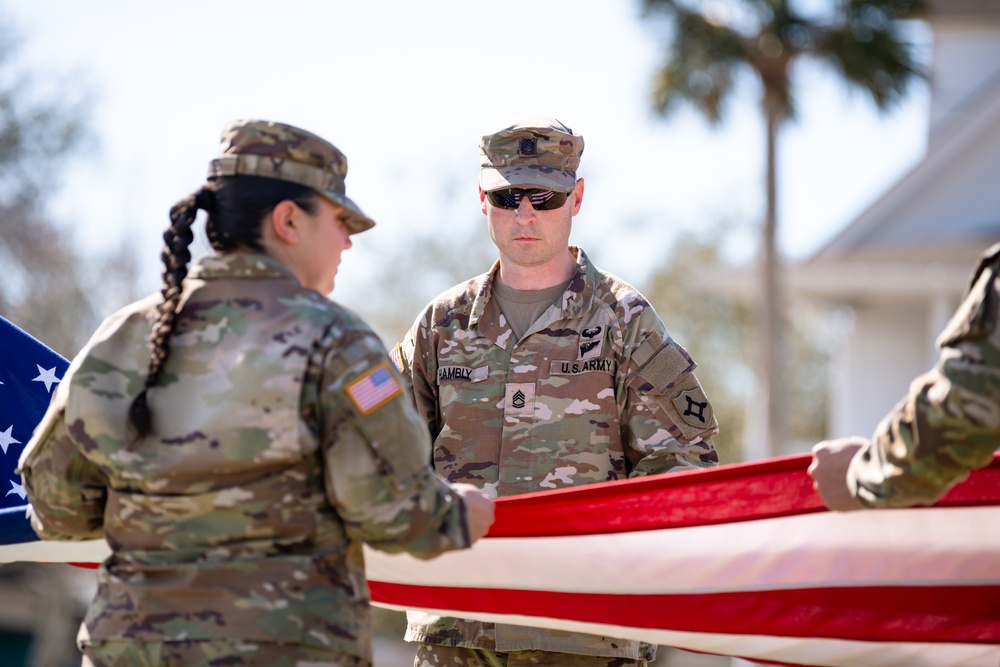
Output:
[827, 306, 856, 439]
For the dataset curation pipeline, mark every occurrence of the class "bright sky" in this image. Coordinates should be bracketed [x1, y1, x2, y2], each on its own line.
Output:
[5, 0, 932, 306]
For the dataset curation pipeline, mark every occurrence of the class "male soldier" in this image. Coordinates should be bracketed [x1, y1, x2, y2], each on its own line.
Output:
[809, 242, 1000, 511]
[391, 116, 720, 667]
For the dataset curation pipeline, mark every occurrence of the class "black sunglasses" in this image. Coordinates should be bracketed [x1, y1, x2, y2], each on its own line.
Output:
[486, 188, 570, 211]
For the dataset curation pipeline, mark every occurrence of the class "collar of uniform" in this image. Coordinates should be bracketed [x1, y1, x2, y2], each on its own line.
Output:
[563, 246, 597, 319]
[467, 258, 502, 331]
[187, 253, 299, 282]
[468, 247, 596, 330]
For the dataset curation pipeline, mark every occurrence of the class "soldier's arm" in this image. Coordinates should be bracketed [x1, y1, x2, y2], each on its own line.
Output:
[17, 383, 107, 540]
[848, 250, 1000, 507]
[619, 316, 719, 476]
[319, 331, 473, 558]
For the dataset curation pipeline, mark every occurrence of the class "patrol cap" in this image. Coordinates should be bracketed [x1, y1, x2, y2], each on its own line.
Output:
[207, 119, 375, 234]
[479, 116, 584, 193]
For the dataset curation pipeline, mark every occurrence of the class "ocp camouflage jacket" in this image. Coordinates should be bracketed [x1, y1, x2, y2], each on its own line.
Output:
[397, 246, 718, 660]
[19, 253, 471, 661]
[850, 242, 1000, 506]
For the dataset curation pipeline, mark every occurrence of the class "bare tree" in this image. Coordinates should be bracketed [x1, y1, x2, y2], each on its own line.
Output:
[0, 14, 141, 667]
[0, 15, 140, 357]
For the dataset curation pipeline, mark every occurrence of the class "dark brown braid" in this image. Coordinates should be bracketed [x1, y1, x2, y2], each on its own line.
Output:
[127, 176, 321, 439]
[127, 186, 205, 438]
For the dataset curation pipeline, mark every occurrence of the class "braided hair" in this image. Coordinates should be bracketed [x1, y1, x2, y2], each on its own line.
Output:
[127, 176, 320, 439]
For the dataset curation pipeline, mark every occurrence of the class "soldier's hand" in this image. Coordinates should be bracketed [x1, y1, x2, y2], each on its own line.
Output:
[450, 483, 496, 543]
[808, 437, 868, 512]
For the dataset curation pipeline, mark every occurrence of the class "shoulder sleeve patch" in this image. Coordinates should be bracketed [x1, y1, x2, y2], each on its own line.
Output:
[627, 338, 717, 442]
[388, 342, 406, 374]
[671, 387, 714, 429]
[345, 362, 403, 415]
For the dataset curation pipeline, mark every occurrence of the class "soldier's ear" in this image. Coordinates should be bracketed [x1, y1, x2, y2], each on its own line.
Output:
[570, 178, 585, 216]
[479, 185, 488, 216]
[269, 200, 302, 245]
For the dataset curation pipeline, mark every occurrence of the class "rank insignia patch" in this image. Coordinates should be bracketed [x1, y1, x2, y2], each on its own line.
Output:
[504, 382, 535, 416]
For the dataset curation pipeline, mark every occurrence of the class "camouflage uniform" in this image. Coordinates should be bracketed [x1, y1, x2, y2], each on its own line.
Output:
[398, 246, 718, 662]
[82, 639, 368, 667]
[396, 116, 719, 665]
[19, 119, 475, 667]
[849, 242, 1000, 507]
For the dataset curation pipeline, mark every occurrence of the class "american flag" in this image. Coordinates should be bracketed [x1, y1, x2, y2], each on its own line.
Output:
[345, 362, 402, 415]
[0, 316, 69, 547]
[1, 316, 998, 665]
[366, 455, 1000, 666]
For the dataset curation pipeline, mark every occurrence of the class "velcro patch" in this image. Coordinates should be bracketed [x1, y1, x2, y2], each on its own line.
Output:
[634, 339, 695, 392]
[345, 362, 403, 415]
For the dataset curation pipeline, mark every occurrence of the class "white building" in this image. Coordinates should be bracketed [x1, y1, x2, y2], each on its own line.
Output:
[792, 0, 1000, 441]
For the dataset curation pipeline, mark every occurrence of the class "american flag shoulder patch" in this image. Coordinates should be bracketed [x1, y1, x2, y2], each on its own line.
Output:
[388, 342, 406, 374]
[345, 362, 403, 415]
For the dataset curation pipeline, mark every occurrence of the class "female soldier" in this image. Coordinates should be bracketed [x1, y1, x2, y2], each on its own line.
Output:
[18, 119, 494, 667]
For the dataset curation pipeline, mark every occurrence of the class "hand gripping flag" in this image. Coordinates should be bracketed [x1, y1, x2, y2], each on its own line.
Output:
[1, 316, 998, 666]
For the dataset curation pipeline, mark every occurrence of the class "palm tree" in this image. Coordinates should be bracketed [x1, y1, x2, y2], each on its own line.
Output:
[641, 0, 926, 458]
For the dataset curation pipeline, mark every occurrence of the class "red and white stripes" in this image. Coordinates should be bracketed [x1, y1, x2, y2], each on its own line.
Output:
[366, 454, 1000, 667]
[6, 453, 999, 666]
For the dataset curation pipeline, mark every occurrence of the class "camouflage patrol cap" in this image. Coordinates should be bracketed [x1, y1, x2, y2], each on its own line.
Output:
[479, 116, 584, 193]
[207, 119, 374, 234]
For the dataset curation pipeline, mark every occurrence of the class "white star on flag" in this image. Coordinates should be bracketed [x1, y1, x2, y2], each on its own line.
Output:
[0, 426, 21, 455]
[32, 365, 61, 393]
[1, 316, 74, 553]
[6, 479, 25, 501]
